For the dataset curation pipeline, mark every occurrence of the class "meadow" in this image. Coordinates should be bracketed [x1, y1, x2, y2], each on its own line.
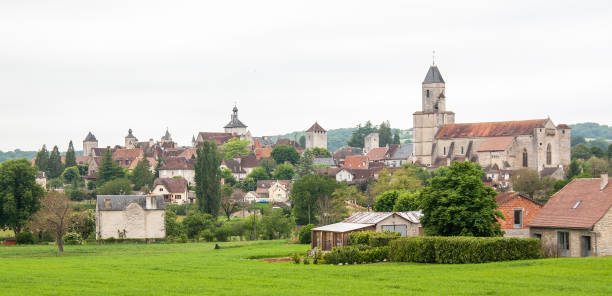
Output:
[1, 240, 611, 296]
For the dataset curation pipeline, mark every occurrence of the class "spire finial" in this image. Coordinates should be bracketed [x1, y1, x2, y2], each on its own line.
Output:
[432, 50, 436, 66]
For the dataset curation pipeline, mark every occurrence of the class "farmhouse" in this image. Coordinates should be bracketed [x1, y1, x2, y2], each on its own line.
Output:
[311, 211, 423, 251]
[152, 177, 191, 204]
[95, 195, 166, 239]
[528, 175, 612, 257]
[495, 192, 543, 238]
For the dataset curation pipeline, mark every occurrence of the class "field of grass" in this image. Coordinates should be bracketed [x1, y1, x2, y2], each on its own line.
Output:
[1, 240, 611, 295]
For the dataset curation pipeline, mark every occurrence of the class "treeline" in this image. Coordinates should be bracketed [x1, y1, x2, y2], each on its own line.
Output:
[570, 122, 612, 139]
[0, 150, 37, 163]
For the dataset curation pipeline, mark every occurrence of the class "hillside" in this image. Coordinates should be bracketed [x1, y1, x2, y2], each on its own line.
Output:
[569, 122, 612, 139]
[272, 127, 413, 151]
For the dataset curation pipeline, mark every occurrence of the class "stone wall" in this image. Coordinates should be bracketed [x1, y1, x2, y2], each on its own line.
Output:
[530, 227, 596, 257]
[97, 204, 165, 239]
[593, 207, 612, 256]
[375, 215, 421, 237]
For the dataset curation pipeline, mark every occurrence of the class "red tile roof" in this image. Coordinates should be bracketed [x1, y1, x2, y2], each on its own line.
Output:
[240, 155, 260, 168]
[366, 147, 388, 161]
[528, 178, 612, 229]
[161, 157, 194, 170]
[436, 119, 547, 139]
[495, 192, 542, 206]
[112, 148, 143, 161]
[344, 155, 368, 169]
[254, 147, 272, 159]
[306, 122, 326, 133]
[153, 177, 188, 193]
[197, 132, 236, 145]
[477, 136, 515, 152]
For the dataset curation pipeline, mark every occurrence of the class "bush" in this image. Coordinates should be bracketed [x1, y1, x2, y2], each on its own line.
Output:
[348, 231, 400, 247]
[291, 253, 301, 264]
[199, 229, 214, 242]
[15, 231, 35, 244]
[323, 246, 390, 265]
[64, 232, 83, 245]
[303, 257, 310, 265]
[389, 236, 541, 264]
[213, 224, 231, 242]
[166, 204, 195, 216]
[298, 224, 315, 244]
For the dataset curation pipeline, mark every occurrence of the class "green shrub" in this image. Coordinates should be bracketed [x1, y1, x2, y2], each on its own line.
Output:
[15, 231, 35, 244]
[389, 236, 541, 264]
[348, 231, 400, 247]
[298, 224, 315, 244]
[214, 224, 231, 242]
[303, 257, 310, 264]
[313, 249, 323, 264]
[64, 232, 83, 245]
[291, 253, 301, 264]
[323, 246, 389, 264]
[200, 229, 214, 242]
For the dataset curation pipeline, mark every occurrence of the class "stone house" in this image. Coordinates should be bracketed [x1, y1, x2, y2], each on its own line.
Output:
[305, 122, 327, 150]
[95, 195, 165, 239]
[255, 180, 292, 203]
[159, 157, 195, 185]
[365, 147, 388, 164]
[311, 211, 423, 251]
[152, 177, 191, 204]
[495, 192, 543, 238]
[35, 172, 47, 189]
[220, 159, 247, 181]
[384, 144, 413, 167]
[528, 175, 612, 257]
[364, 133, 379, 154]
[112, 148, 144, 169]
[343, 155, 369, 170]
[83, 132, 98, 157]
[332, 147, 363, 167]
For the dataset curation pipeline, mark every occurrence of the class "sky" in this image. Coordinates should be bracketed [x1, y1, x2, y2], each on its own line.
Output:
[1, 0, 611, 151]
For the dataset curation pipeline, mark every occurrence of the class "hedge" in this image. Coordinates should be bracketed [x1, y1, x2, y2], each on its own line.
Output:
[323, 246, 390, 265]
[389, 236, 541, 264]
[348, 231, 400, 247]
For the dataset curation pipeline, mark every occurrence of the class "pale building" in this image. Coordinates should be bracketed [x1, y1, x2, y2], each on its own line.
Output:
[152, 177, 191, 204]
[95, 195, 165, 239]
[364, 133, 379, 154]
[224, 106, 248, 136]
[305, 122, 327, 150]
[83, 132, 98, 157]
[412, 63, 571, 172]
[125, 129, 138, 149]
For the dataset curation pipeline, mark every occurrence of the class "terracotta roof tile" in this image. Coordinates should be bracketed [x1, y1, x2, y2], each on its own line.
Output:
[112, 148, 143, 161]
[477, 137, 515, 152]
[153, 177, 188, 193]
[436, 119, 547, 139]
[344, 155, 368, 169]
[366, 147, 388, 161]
[306, 122, 326, 133]
[161, 157, 194, 170]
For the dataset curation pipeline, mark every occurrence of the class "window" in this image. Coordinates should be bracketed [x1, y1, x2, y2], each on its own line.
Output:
[426, 90, 430, 98]
[381, 225, 408, 236]
[159, 188, 163, 192]
[461, 146, 464, 154]
[105, 198, 111, 209]
[513, 209, 523, 228]
[581, 236, 592, 257]
[558, 231, 570, 256]
[533, 233, 542, 240]
[175, 195, 181, 199]
[546, 144, 552, 165]
[522, 149, 528, 167]
[572, 200, 582, 209]
[443, 147, 446, 155]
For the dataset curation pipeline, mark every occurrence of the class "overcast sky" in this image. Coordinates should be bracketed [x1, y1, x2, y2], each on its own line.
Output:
[1, 0, 611, 151]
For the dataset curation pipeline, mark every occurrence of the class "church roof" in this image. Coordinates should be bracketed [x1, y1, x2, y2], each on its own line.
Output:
[126, 129, 136, 139]
[306, 122, 326, 133]
[224, 106, 248, 128]
[435, 119, 548, 139]
[162, 129, 172, 140]
[477, 137, 515, 152]
[423, 65, 445, 84]
[84, 132, 97, 142]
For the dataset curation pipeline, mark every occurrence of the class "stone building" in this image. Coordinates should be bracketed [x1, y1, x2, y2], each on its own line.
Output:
[152, 177, 191, 204]
[224, 105, 251, 141]
[125, 129, 138, 149]
[83, 132, 98, 157]
[95, 195, 166, 239]
[495, 192, 543, 238]
[364, 133, 379, 154]
[412, 63, 571, 172]
[305, 122, 327, 150]
[529, 175, 612, 257]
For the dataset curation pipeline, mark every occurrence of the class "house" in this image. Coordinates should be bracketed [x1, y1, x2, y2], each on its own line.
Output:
[152, 177, 191, 204]
[495, 192, 543, 238]
[384, 144, 414, 167]
[333, 147, 363, 167]
[313, 157, 337, 167]
[220, 159, 247, 181]
[311, 211, 423, 251]
[255, 180, 292, 203]
[305, 122, 327, 150]
[95, 195, 166, 239]
[344, 155, 369, 170]
[365, 147, 388, 163]
[196, 132, 237, 146]
[159, 157, 195, 185]
[244, 191, 259, 203]
[240, 155, 260, 175]
[528, 175, 612, 257]
[112, 148, 144, 169]
[335, 168, 371, 184]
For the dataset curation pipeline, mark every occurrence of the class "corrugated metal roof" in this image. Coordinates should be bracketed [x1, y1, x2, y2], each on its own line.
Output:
[311, 222, 373, 232]
[343, 211, 422, 224]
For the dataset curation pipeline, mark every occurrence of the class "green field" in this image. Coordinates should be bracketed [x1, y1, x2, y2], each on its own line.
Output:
[1, 240, 611, 295]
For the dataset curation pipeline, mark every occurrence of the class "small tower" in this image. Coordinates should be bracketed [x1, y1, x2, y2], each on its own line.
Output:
[83, 132, 98, 157]
[305, 122, 327, 150]
[161, 128, 172, 143]
[191, 135, 196, 147]
[125, 129, 138, 149]
[364, 133, 379, 154]
[224, 105, 248, 136]
[413, 61, 455, 166]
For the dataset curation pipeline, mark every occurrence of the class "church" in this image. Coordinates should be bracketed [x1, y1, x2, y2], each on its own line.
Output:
[412, 63, 571, 173]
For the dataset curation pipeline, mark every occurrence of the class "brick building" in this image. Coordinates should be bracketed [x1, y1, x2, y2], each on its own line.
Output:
[495, 192, 543, 238]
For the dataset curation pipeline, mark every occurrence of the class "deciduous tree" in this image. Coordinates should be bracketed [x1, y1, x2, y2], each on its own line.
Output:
[130, 158, 153, 191]
[30, 191, 72, 253]
[510, 169, 542, 199]
[220, 138, 250, 160]
[96, 178, 132, 195]
[0, 159, 44, 234]
[272, 164, 295, 180]
[271, 145, 300, 165]
[290, 174, 339, 225]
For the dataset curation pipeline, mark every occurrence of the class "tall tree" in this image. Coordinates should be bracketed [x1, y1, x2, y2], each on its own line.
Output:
[393, 133, 401, 145]
[566, 159, 582, 179]
[30, 191, 72, 253]
[378, 121, 393, 147]
[294, 151, 314, 180]
[246, 167, 270, 182]
[290, 174, 339, 225]
[97, 148, 124, 185]
[367, 168, 422, 198]
[65, 141, 77, 168]
[130, 158, 153, 191]
[571, 144, 592, 160]
[154, 155, 164, 179]
[272, 164, 295, 180]
[258, 158, 277, 175]
[420, 161, 502, 237]
[47, 146, 64, 179]
[0, 159, 44, 234]
[298, 135, 306, 148]
[608, 144, 612, 159]
[34, 145, 50, 173]
[220, 185, 240, 221]
[219, 138, 250, 160]
[347, 121, 377, 148]
[271, 145, 300, 165]
[510, 169, 542, 199]
[195, 141, 222, 217]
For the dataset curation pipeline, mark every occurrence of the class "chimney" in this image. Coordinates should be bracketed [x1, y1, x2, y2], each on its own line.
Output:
[601, 174, 609, 191]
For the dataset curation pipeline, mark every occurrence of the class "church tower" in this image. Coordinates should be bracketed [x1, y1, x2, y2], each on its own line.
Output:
[83, 132, 98, 157]
[305, 122, 327, 150]
[413, 63, 455, 165]
[224, 106, 248, 136]
[125, 129, 138, 149]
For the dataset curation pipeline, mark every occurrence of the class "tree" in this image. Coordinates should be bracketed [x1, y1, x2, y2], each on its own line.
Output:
[97, 148, 124, 185]
[299, 135, 306, 148]
[571, 135, 586, 147]
[271, 145, 300, 165]
[316, 193, 348, 226]
[182, 212, 216, 239]
[571, 144, 592, 160]
[272, 164, 295, 180]
[130, 158, 153, 191]
[608, 144, 612, 159]
[419, 161, 502, 237]
[154, 156, 164, 179]
[590, 146, 605, 158]
[47, 146, 64, 179]
[96, 178, 132, 195]
[393, 133, 401, 145]
[236, 177, 257, 192]
[260, 209, 294, 240]
[220, 168, 237, 186]
[68, 209, 95, 240]
[258, 158, 277, 175]
[367, 168, 422, 198]
[566, 159, 583, 179]
[373, 190, 401, 212]
[0, 159, 44, 234]
[247, 167, 270, 182]
[584, 156, 609, 177]
[34, 145, 50, 173]
[378, 121, 393, 147]
[65, 141, 77, 168]
[29, 191, 72, 253]
[220, 138, 250, 160]
[307, 147, 331, 157]
[195, 141, 222, 217]
[290, 174, 339, 225]
[220, 185, 241, 220]
[332, 184, 367, 206]
[510, 169, 542, 199]
[393, 190, 420, 211]
[294, 152, 314, 180]
[62, 166, 81, 184]
[347, 121, 377, 148]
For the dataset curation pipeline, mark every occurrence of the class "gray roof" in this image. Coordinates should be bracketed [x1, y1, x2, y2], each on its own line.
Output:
[253, 137, 275, 146]
[224, 106, 248, 128]
[390, 144, 413, 160]
[313, 157, 336, 166]
[126, 129, 136, 139]
[343, 211, 422, 224]
[423, 65, 445, 83]
[311, 222, 373, 233]
[96, 195, 165, 211]
[84, 132, 97, 142]
[162, 129, 172, 140]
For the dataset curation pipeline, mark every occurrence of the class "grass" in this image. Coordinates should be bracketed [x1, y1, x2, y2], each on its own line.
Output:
[1, 240, 611, 295]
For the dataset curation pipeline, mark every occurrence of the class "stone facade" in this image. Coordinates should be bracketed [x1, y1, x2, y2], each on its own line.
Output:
[364, 133, 379, 154]
[305, 122, 327, 150]
[593, 207, 612, 256]
[96, 195, 165, 239]
[125, 129, 138, 149]
[375, 215, 421, 237]
[83, 132, 98, 157]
